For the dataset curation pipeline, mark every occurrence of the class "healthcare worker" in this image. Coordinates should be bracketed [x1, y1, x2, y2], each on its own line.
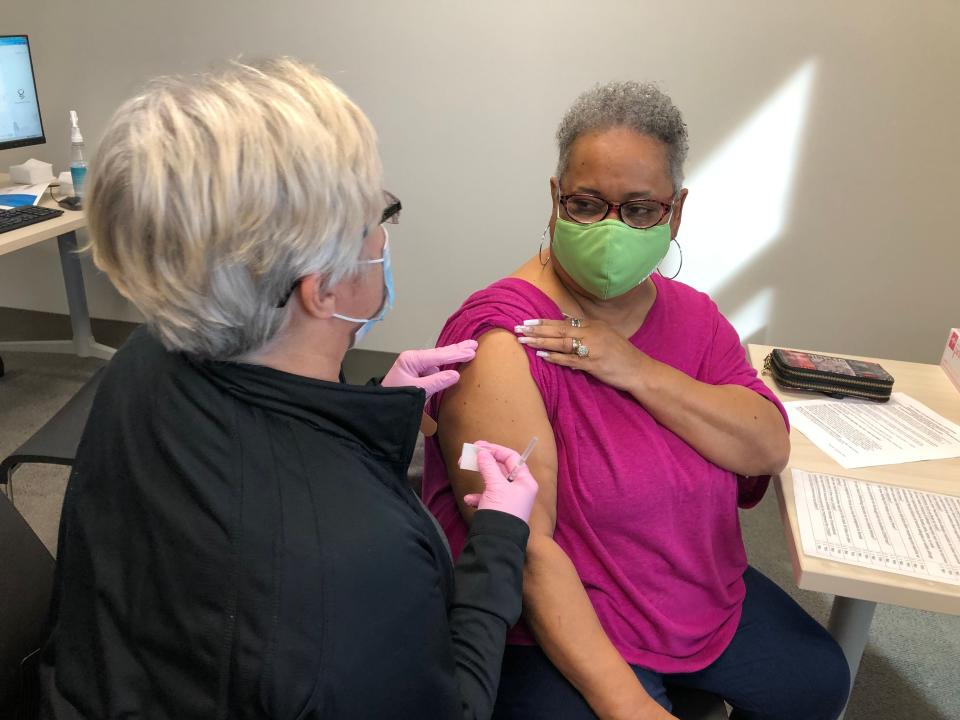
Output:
[39, 58, 538, 720]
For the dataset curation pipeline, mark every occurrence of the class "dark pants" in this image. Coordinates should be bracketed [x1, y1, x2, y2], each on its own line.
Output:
[494, 566, 850, 720]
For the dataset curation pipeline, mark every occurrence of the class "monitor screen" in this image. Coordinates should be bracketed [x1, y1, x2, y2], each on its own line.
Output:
[0, 35, 45, 151]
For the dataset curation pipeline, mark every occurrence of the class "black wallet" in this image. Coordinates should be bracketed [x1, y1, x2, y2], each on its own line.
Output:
[764, 349, 894, 402]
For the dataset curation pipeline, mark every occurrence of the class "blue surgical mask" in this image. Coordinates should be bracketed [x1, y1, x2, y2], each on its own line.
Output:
[333, 227, 394, 345]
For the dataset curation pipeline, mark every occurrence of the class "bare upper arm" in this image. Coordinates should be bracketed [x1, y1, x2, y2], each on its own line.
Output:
[436, 329, 558, 535]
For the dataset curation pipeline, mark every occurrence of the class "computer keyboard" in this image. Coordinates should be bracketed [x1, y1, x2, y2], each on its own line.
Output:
[0, 205, 65, 234]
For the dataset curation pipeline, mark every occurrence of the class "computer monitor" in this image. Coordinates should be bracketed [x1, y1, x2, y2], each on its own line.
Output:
[0, 35, 45, 151]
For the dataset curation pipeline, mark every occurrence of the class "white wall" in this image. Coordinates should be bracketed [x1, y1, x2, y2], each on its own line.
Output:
[2, 1, 957, 362]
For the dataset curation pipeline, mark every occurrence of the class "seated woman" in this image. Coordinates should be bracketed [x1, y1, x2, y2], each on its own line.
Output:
[39, 59, 538, 719]
[422, 82, 850, 720]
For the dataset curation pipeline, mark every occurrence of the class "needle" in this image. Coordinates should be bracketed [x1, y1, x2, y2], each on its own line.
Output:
[506, 436, 538, 482]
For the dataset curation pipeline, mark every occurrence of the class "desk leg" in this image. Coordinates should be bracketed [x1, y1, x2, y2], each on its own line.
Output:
[829, 596, 876, 720]
[57, 231, 115, 360]
[0, 231, 115, 360]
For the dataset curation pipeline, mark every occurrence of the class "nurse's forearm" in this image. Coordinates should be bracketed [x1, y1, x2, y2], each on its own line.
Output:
[522, 534, 674, 720]
[628, 353, 789, 477]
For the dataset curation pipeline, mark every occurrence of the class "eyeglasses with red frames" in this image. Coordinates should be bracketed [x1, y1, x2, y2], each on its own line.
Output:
[276, 190, 401, 308]
[559, 192, 674, 229]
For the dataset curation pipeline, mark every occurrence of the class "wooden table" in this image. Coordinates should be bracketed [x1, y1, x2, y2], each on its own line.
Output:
[748, 344, 960, 717]
[0, 174, 114, 360]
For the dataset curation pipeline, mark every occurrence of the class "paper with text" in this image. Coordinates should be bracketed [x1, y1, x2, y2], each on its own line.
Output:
[792, 469, 960, 585]
[785, 392, 960, 469]
[0, 181, 50, 209]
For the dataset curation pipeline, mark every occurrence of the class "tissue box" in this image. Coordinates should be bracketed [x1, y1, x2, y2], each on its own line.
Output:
[9, 158, 54, 185]
[942, 328, 960, 393]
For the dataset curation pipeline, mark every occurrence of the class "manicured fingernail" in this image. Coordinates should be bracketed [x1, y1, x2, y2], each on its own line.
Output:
[517, 337, 534, 345]
[523, 319, 542, 326]
[536, 351, 550, 358]
[514, 325, 528, 334]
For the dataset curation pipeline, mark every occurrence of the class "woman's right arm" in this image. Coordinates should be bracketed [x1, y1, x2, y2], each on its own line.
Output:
[438, 330, 673, 720]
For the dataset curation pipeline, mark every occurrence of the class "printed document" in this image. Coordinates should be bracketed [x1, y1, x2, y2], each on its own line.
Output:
[0, 181, 50, 209]
[786, 392, 960, 469]
[792, 469, 960, 585]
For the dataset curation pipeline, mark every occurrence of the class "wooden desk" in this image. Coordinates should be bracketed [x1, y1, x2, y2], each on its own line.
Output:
[0, 174, 114, 360]
[748, 344, 960, 716]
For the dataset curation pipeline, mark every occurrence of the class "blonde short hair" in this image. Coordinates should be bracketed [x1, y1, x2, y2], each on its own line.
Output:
[87, 58, 383, 359]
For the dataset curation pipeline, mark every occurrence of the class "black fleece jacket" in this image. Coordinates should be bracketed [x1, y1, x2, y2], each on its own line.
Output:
[40, 327, 528, 719]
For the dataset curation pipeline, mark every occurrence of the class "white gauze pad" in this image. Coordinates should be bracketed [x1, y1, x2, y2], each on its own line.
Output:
[459, 443, 480, 472]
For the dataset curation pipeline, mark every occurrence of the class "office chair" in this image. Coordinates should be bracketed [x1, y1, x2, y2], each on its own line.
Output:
[0, 493, 55, 719]
[1, 368, 104, 505]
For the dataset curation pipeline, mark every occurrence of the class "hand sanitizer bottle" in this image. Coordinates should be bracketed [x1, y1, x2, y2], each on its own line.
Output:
[69, 110, 87, 201]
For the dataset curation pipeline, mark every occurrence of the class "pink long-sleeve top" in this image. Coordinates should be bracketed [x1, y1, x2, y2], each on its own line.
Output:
[422, 274, 789, 673]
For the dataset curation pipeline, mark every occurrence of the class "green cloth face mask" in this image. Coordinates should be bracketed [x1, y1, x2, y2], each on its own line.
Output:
[551, 217, 672, 300]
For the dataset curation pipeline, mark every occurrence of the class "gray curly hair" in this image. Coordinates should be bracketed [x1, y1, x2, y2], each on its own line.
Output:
[556, 81, 689, 194]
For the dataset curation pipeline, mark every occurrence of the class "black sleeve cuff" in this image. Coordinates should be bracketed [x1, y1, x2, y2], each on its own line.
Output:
[467, 509, 530, 550]
[452, 510, 529, 627]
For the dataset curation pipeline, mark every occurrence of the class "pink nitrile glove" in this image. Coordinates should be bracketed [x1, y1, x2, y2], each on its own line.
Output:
[462, 441, 539, 524]
[381, 340, 478, 398]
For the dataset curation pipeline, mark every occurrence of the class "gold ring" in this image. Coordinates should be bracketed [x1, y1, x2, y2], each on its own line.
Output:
[571, 337, 589, 358]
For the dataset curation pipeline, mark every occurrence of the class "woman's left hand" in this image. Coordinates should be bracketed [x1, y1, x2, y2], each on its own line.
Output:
[382, 339, 478, 398]
[514, 319, 647, 393]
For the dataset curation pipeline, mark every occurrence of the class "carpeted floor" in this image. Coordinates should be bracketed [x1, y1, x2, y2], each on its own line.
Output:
[1, 348, 957, 719]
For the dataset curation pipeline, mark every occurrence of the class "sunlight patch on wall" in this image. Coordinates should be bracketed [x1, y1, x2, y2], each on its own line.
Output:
[727, 287, 776, 345]
[678, 60, 816, 337]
